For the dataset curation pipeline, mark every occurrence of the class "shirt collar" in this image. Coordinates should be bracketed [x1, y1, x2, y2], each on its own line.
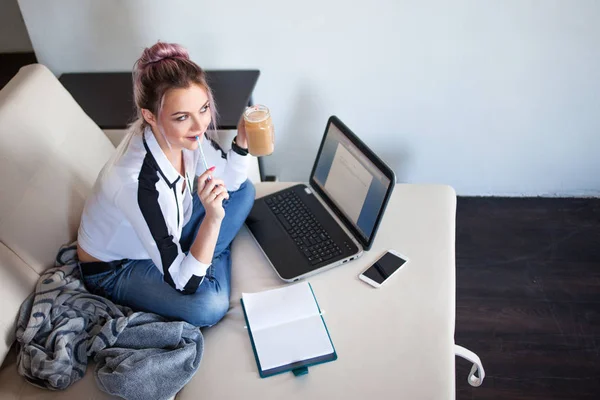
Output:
[143, 126, 181, 187]
[182, 149, 195, 178]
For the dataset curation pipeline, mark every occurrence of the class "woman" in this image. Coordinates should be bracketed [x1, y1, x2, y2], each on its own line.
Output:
[76, 41, 255, 327]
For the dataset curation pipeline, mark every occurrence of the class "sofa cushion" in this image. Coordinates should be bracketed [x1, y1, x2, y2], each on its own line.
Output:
[0, 243, 39, 365]
[0, 64, 115, 273]
[176, 182, 457, 400]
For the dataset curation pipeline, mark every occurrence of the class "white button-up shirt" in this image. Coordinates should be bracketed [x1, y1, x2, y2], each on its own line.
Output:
[78, 126, 249, 293]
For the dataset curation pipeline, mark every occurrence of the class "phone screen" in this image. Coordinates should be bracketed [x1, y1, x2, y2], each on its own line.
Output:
[362, 252, 407, 284]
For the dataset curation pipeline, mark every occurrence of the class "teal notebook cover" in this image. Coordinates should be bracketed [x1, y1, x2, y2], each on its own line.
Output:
[240, 282, 337, 378]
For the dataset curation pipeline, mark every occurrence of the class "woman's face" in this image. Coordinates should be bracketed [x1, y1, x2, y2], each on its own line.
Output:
[147, 83, 212, 152]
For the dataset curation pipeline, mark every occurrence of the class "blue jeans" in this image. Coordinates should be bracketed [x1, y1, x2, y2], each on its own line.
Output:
[80, 179, 255, 327]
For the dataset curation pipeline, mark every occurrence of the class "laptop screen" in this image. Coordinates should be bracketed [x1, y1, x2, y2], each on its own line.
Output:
[311, 120, 393, 244]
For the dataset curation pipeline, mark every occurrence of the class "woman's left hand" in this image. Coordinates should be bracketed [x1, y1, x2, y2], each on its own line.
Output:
[236, 117, 248, 148]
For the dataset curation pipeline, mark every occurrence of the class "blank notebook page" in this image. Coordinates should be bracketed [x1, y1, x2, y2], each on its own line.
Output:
[242, 282, 334, 371]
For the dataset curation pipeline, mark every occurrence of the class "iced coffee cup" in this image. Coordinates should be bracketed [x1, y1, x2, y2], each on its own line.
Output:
[243, 105, 274, 156]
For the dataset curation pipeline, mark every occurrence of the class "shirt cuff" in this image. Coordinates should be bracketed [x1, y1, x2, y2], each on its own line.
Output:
[228, 149, 251, 168]
[179, 253, 211, 282]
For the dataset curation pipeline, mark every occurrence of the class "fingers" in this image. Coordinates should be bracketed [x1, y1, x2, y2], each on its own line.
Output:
[206, 183, 228, 202]
[213, 184, 229, 200]
[197, 167, 215, 192]
[197, 167, 220, 190]
[199, 178, 225, 202]
[214, 190, 229, 203]
[199, 166, 215, 180]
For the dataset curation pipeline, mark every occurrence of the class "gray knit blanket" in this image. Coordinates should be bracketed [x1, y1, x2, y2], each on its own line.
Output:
[15, 244, 204, 400]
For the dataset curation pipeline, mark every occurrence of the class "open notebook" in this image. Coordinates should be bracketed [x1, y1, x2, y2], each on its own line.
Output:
[241, 282, 337, 378]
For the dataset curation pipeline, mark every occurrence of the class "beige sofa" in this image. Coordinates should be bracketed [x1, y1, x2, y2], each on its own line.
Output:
[0, 64, 476, 399]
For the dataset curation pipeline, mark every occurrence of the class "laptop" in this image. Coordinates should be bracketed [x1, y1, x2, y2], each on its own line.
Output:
[245, 116, 396, 282]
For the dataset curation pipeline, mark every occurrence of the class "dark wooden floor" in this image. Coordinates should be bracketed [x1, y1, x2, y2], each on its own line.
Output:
[1, 52, 599, 399]
[455, 197, 600, 399]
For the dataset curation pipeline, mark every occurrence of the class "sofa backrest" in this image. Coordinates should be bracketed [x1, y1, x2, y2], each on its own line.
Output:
[0, 64, 115, 274]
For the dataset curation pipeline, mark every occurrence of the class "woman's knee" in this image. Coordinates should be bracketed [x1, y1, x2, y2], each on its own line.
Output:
[231, 179, 255, 211]
[184, 290, 230, 327]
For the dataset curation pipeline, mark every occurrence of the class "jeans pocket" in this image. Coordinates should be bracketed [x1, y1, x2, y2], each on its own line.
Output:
[82, 270, 116, 298]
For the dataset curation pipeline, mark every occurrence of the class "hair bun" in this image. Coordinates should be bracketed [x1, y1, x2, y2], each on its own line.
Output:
[138, 41, 190, 68]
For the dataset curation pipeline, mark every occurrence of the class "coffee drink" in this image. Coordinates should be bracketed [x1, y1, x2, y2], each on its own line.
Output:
[243, 105, 274, 156]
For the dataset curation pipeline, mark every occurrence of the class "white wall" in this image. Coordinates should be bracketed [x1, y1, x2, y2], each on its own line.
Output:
[18, 0, 600, 196]
[0, 0, 32, 52]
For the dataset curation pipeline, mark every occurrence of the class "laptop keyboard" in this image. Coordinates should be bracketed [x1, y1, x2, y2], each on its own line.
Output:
[265, 190, 344, 265]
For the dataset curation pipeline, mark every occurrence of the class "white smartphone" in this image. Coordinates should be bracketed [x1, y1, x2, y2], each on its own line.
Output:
[359, 249, 409, 288]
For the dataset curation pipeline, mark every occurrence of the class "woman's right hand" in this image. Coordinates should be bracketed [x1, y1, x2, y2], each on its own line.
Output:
[197, 168, 229, 221]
